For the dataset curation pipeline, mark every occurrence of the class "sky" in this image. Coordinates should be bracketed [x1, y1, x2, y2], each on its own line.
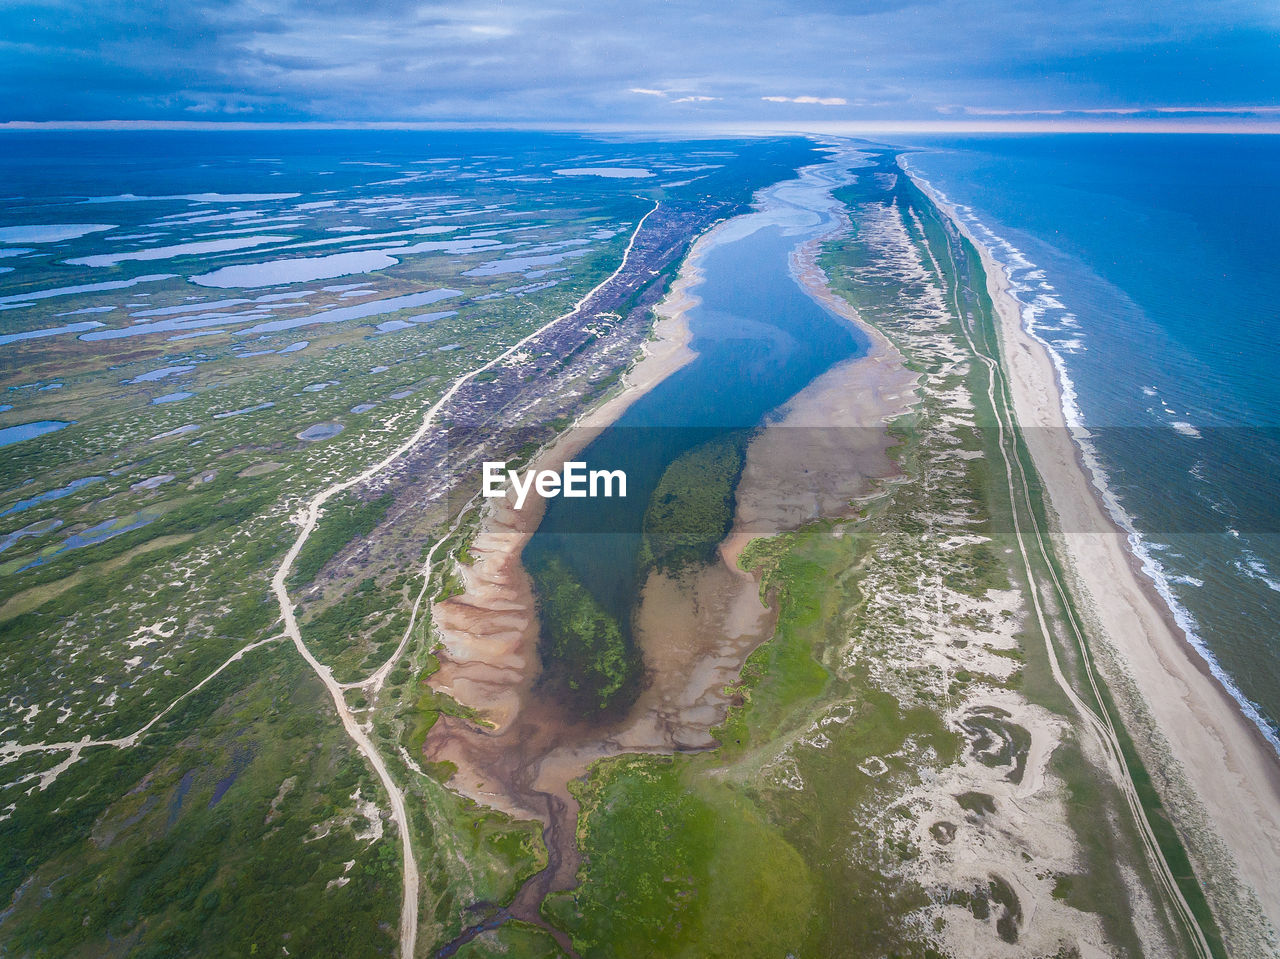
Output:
[2, 0, 1278, 130]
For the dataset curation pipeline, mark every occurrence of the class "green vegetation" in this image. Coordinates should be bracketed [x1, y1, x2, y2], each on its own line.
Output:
[721, 527, 834, 747]
[531, 557, 639, 713]
[401, 679, 491, 756]
[300, 576, 409, 682]
[0, 649, 400, 959]
[290, 492, 394, 587]
[453, 920, 567, 958]
[546, 757, 814, 959]
[638, 431, 749, 576]
[549, 515, 960, 957]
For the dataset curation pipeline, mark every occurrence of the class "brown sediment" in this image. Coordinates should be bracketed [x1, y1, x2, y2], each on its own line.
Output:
[424, 174, 919, 944]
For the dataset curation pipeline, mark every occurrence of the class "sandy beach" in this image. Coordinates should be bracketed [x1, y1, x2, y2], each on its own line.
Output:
[919, 180, 1280, 943]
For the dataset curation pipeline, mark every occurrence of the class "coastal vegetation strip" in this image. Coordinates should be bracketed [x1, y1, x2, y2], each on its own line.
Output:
[919, 153, 1224, 951]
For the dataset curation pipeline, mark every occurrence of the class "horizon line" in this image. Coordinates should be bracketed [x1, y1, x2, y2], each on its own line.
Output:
[3, 118, 1280, 136]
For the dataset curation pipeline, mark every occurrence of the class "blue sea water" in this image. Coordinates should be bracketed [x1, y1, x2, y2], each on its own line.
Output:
[903, 135, 1280, 751]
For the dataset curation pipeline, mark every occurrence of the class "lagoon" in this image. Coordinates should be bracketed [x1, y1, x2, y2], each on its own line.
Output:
[526, 157, 865, 627]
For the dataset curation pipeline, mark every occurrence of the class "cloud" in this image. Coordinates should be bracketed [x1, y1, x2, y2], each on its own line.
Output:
[628, 88, 720, 104]
[762, 95, 848, 105]
[1, 0, 1276, 125]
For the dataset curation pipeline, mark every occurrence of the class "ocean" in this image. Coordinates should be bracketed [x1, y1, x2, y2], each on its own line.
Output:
[902, 134, 1280, 751]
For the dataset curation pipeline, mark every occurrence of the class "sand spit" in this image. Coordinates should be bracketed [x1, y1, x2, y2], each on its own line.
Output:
[917, 177, 1280, 949]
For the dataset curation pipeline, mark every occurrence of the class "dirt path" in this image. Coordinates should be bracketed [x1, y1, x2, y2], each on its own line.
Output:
[268, 200, 660, 959]
[0, 632, 285, 788]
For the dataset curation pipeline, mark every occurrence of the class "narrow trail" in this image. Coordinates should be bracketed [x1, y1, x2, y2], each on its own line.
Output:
[912, 198, 1213, 958]
[0, 633, 284, 787]
[338, 493, 478, 698]
[269, 200, 660, 959]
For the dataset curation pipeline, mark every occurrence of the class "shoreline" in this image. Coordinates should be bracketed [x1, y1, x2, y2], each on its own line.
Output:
[911, 172, 1280, 935]
[424, 213, 719, 806]
[425, 150, 873, 777]
[901, 164, 1280, 761]
[421, 210, 726, 947]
